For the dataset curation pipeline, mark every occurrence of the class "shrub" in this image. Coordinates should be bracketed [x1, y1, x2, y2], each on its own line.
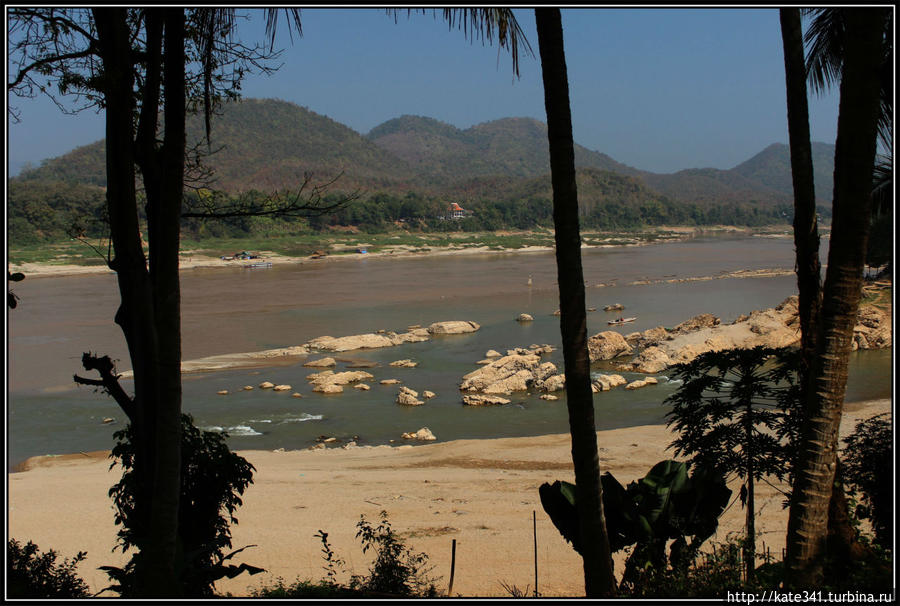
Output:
[101, 413, 260, 597]
[7, 539, 91, 598]
[348, 511, 439, 596]
[842, 413, 892, 548]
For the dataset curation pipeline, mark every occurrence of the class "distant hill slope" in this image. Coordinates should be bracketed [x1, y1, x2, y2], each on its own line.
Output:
[730, 141, 837, 203]
[13, 97, 835, 207]
[366, 114, 641, 182]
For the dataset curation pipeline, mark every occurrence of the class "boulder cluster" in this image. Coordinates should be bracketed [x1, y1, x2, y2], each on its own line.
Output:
[458, 344, 564, 404]
[587, 295, 892, 375]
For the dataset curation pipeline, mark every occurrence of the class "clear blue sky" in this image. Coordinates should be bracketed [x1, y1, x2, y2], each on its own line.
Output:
[5, 7, 841, 177]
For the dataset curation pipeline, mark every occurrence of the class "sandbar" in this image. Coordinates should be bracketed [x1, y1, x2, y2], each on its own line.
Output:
[7, 399, 889, 598]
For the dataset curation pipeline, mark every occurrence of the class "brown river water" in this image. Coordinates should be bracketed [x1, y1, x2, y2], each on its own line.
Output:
[6, 235, 892, 470]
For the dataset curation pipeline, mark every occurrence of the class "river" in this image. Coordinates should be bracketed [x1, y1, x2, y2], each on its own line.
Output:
[6, 235, 892, 470]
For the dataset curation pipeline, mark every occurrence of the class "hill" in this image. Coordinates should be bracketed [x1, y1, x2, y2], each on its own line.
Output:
[9, 97, 837, 243]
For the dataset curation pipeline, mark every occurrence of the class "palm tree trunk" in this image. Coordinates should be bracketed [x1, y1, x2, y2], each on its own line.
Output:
[784, 8, 885, 588]
[534, 8, 616, 597]
[779, 8, 822, 375]
[779, 8, 870, 575]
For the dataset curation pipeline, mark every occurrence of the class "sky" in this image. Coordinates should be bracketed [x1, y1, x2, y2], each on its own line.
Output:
[5, 7, 842, 177]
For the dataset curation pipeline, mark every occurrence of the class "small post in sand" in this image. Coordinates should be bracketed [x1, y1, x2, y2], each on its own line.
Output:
[533, 510, 539, 597]
[448, 538, 457, 596]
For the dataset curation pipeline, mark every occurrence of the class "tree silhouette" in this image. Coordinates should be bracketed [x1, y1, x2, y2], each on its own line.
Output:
[534, 8, 617, 597]
[665, 347, 800, 579]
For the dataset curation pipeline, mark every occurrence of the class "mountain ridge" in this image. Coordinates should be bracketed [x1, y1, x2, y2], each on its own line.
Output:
[13, 97, 834, 207]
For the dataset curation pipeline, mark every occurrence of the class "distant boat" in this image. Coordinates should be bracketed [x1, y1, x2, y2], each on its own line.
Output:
[607, 317, 636, 325]
[246, 262, 272, 269]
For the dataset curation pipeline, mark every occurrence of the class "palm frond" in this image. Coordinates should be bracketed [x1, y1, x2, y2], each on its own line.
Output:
[389, 8, 533, 78]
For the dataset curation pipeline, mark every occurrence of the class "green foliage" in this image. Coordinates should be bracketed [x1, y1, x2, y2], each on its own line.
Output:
[248, 511, 438, 598]
[101, 414, 260, 597]
[7, 539, 92, 598]
[8, 271, 25, 309]
[348, 511, 439, 596]
[664, 347, 801, 484]
[617, 536, 781, 598]
[539, 460, 731, 587]
[842, 413, 893, 547]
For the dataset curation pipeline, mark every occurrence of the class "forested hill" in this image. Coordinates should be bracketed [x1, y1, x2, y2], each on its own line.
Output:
[13, 97, 834, 206]
[10, 98, 841, 244]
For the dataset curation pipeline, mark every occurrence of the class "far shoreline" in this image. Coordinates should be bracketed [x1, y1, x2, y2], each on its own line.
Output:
[8, 224, 798, 280]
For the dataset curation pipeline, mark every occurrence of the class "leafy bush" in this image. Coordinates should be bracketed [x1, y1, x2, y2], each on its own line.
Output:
[348, 511, 438, 596]
[100, 413, 260, 597]
[249, 511, 439, 598]
[842, 413, 892, 547]
[7, 539, 91, 598]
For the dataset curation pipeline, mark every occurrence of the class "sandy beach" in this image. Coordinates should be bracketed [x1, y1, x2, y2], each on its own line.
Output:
[8, 398, 889, 598]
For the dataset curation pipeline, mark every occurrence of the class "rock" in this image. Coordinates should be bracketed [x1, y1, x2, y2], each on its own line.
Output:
[273, 384, 291, 391]
[217, 390, 229, 395]
[292, 393, 303, 398]
[306, 370, 334, 382]
[462, 394, 511, 406]
[242, 385, 254, 391]
[536, 374, 566, 393]
[592, 374, 627, 392]
[396, 386, 424, 406]
[422, 390, 436, 399]
[342, 441, 358, 449]
[625, 379, 650, 390]
[672, 313, 720, 334]
[309, 443, 326, 450]
[310, 333, 397, 352]
[310, 371, 374, 387]
[313, 383, 344, 394]
[516, 313, 534, 323]
[259, 381, 275, 389]
[628, 347, 672, 374]
[380, 379, 402, 385]
[390, 359, 419, 368]
[587, 331, 633, 361]
[460, 353, 543, 394]
[485, 349, 502, 358]
[640, 326, 668, 345]
[354, 383, 371, 391]
[102, 417, 115, 424]
[540, 394, 558, 401]
[427, 321, 481, 335]
[304, 357, 337, 368]
[604, 303, 625, 311]
[401, 427, 436, 441]
[322, 437, 338, 443]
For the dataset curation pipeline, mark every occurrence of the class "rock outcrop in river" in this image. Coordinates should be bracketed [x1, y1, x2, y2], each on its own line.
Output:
[611, 295, 892, 374]
[459, 346, 565, 397]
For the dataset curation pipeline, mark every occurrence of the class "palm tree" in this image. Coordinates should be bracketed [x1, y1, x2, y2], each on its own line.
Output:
[784, 8, 888, 588]
[534, 8, 616, 597]
[779, 8, 822, 383]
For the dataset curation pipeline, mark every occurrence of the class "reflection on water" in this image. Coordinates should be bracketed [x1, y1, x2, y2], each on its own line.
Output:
[7, 236, 891, 470]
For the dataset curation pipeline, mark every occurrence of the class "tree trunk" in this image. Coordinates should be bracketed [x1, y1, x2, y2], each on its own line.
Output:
[142, 9, 186, 597]
[94, 7, 184, 597]
[784, 8, 885, 589]
[779, 7, 867, 575]
[92, 7, 167, 594]
[779, 8, 822, 377]
[534, 8, 616, 597]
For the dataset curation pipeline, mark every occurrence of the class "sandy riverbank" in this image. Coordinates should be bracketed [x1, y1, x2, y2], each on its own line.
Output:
[8, 225, 792, 279]
[7, 398, 889, 598]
